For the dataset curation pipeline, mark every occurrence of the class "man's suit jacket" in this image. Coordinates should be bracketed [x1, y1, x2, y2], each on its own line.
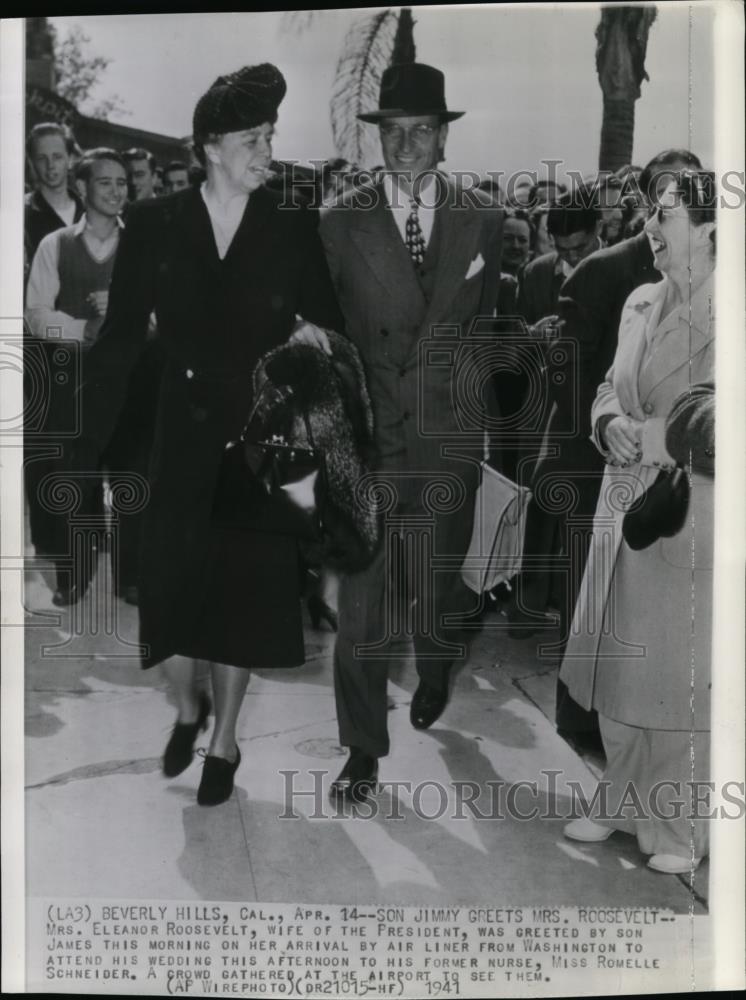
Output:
[529, 232, 662, 517]
[517, 250, 564, 325]
[319, 176, 503, 488]
[552, 231, 661, 449]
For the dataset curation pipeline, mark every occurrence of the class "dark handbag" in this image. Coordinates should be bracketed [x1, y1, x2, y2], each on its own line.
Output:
[621, 467, 690, 551]
[212, 383, 326, 539]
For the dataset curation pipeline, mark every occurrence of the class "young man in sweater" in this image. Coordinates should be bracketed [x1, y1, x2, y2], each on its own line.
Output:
[26, 148, 129, 606]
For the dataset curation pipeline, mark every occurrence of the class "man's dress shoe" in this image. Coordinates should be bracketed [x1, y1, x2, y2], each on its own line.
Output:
[410, 681, 448, 730]
[197, 746, 241, 806]
[329, 749, 378, 803]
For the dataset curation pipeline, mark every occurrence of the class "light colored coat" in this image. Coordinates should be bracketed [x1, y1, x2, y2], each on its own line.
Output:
[559, 274, 715, 731]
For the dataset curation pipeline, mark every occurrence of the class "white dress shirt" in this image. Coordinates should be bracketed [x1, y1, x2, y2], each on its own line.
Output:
[382, 172, 437, 249]
[56, 199, 77, 226]
[553, 236, 605, 280]
[25, 214, 122, 342]
[200, 183, 249, 260]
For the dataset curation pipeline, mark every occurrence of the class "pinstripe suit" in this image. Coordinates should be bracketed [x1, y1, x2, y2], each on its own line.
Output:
[320, 175, 503, 756]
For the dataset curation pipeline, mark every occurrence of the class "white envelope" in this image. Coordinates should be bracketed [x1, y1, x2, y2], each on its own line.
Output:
[465, 252, 485, 279]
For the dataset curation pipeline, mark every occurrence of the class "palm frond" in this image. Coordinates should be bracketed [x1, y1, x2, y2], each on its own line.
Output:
[279, 11, 318, 36]
[330, 9, 399, 166]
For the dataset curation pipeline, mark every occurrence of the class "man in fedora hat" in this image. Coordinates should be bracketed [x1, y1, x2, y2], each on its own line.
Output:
[317, 62, 504, 801]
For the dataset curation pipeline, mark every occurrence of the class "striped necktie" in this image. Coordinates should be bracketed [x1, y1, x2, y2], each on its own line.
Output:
[405, 198, 426, 265]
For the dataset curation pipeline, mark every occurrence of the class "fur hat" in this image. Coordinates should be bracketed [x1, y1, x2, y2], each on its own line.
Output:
[192, 63, 286, 144]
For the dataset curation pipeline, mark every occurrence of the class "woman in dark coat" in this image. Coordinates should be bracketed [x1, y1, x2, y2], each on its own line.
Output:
[77, 64, 343, 805]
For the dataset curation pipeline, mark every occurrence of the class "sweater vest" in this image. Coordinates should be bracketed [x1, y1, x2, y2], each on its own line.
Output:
[55, 228, 118, 336]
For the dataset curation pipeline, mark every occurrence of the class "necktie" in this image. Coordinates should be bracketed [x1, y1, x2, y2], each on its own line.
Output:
[405, 198, 426, 266]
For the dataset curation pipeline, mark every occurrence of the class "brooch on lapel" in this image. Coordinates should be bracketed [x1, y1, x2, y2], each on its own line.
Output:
[631, 300, 651, 315]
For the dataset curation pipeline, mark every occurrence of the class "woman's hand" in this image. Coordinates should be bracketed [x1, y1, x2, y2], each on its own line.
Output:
[604, 415, 643, 466]
[289, 319, 332, 355]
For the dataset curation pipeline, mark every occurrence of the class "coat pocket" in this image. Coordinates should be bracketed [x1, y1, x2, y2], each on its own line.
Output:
[659, 479, 714, 569]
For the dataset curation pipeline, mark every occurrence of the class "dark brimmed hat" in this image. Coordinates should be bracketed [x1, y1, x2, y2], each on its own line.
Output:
[357, 63, 464, 123]
[192, 63, 287, 142]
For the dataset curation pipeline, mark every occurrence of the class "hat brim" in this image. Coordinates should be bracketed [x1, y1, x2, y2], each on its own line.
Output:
[357, 109, 464, 123]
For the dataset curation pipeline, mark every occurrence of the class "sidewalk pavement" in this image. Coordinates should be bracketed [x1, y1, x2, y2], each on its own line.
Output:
[23, 552, 707, 911]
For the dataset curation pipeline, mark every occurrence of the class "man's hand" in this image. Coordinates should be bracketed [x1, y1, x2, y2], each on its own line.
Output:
[528, 315, 564, 341]
[605, 415, 643, 465]
[288, 319, 332, 355]
[87, 291, 109, 318]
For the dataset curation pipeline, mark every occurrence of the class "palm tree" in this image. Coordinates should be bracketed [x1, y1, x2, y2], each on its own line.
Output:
[282, 8, 417, 166]
[595, 5, 658, 171]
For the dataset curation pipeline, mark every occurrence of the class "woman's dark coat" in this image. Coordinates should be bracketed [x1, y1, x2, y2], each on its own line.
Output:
[79, 184, 343, 668]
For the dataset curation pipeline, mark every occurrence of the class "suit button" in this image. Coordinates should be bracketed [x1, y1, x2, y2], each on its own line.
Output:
[704, 447, 715, 457]
[643, 402, 653, 414]
[186, 368, 194, 379]
[402, 411, 411, 421]
[399, 368, 406, 377]
[380, 328, 389, 338]
[653, 460, 660, 467]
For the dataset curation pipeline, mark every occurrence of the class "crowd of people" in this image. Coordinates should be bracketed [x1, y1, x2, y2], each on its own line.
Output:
[23, 61, 715, 874]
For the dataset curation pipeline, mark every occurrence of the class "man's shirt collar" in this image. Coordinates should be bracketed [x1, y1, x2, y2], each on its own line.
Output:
[72, 213, 125, 236]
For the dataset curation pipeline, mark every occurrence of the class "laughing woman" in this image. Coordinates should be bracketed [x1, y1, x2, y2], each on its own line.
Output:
[559, 171, 716, 874]
[75, 64, 342, 806]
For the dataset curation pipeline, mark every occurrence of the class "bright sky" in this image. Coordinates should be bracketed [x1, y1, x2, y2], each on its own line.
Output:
[49, 4, 715, 180]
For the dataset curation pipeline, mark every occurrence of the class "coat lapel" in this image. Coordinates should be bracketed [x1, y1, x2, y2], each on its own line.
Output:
[613, 290, 657, 416]
[417, 176, 481, 337]
[348, 186, 426, 309]
[639, 273, 715, 400]
[175, 184, 276, 277]
[173, 187, 222, 276]
[224, 184, 275, 270]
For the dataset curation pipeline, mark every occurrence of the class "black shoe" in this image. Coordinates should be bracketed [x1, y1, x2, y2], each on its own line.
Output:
[162, 693, 211, 777]
[410, 681, 449, 730]
[196, 746, 241, 806]
[307, 594, 338, 632]
[329, 749, 378, 803]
